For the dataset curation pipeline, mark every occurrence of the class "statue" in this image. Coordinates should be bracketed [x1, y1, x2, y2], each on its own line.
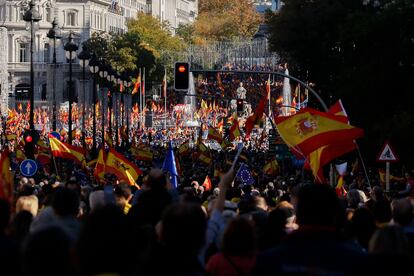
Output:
[236, 82, 246, 100]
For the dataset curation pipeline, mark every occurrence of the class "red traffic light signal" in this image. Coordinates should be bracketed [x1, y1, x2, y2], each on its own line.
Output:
[237, 99, 244, 112]
[178, 66, 186, 73]
[25, 135, 33, 143]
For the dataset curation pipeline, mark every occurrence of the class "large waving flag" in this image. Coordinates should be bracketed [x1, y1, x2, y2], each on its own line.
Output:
[162, 142, 178, 188]
[0, 149, 13, 202]
[105, 148, 143, 186]
[275, 107, 364, 158]
[131, 69, 141, 95]
[305, 100, 361, 183]
[49, 136, 86, 165]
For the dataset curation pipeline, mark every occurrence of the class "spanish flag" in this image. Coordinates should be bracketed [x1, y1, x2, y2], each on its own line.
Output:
[306, 101, 360, 183]
[178, 141, 190, 155]
[105, 148, 143, 186]
[378, 169, 404, 184]
[131, 69, 141, 95]
[203, 175, 212, 191]
[263, 159, 278, 175]
[136, 147, 153, 162]
[275, 107, 364, 158]
[207, 126, 223, 143]
[94, 148, 106, 181]
[229, 119, 241, 141]
[49, 136, 86, 165]
[0, 149, 13, 202]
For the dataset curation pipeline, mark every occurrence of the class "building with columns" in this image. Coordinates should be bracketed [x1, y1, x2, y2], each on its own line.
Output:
[0, 0, 198, 113]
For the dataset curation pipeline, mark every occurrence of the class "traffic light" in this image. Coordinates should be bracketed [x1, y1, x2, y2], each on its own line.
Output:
[237, 99, 244, 112]
[23, 129, 38, 159]
[174, 62, 189, 90]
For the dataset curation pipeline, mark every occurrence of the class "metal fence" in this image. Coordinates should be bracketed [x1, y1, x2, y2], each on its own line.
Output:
[176, 38, 280, 70]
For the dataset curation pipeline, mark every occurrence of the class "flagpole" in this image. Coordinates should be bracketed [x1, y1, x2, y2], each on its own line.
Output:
[143, 67, 146, 128]
[139, 67, 142, 130]
[164, 68, 167, 130]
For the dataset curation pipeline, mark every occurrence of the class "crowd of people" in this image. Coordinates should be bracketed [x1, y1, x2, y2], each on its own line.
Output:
[2, 63, 414, 275]
[1, 158, 414, 275]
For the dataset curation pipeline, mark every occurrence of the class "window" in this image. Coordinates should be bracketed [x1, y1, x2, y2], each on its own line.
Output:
[19, 43, 28, 62]
[64, 81, 77, 103]
[19, 7, 24, 21]
[46, 8, 52, 22]
[66, 11, 76, 26]
[15, 83, 30, 101]
[41, 84, 47, 101]
[44, 43, 50, 63]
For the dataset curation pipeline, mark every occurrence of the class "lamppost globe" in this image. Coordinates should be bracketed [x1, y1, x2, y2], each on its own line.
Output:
[47, 18, 62, 40]
[78, 45, 91, 68]
[89, 54, 99, 74]
[23, 0, 42, 22]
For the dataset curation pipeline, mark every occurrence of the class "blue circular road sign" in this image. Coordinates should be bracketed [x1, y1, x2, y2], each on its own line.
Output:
[20, 159, 38, 177]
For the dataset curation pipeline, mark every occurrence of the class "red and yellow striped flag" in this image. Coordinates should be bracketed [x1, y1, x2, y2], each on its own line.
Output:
[49, 136, 86, 165]
[275, 107, 364, 158]
[0, 149, 13, 202]
[305, 101, 360, 183]
[105, 148, 143, 186]
[229, 119, 241, 141]
[131, 70, 141, 95]
[207, 126, 223, 143]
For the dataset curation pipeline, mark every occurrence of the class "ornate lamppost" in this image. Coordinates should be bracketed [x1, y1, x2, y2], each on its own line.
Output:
[47, 17, 62, 131]
[63, 32, 78, 144]
[23, 0, 42, 130]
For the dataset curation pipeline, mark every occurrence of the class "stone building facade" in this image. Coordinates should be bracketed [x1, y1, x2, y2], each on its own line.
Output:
[0, 0, 198, 112]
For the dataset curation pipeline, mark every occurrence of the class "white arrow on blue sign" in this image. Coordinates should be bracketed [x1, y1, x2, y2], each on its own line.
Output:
[20, 159, 38, 177]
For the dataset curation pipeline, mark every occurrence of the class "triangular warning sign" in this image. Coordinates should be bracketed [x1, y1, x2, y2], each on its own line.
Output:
[377, 142, 399, 162]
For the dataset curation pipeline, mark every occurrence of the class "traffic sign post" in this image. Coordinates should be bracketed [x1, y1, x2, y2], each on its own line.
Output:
[20, 159, 38, 177]
[377, 141, 399, 192]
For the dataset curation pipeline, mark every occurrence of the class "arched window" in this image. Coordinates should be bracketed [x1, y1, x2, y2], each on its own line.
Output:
[65, 10, 78, 26]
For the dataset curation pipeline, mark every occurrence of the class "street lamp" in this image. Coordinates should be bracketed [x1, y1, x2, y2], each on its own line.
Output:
[23, 0, 42, 131]
[98, 61, 108, 147]
[78, 45, 91, 147]
[107, 68, 116, 140]
[64, 32, 78, 144]
[88, 54, 99, 153]
[47, 17, 62, 131]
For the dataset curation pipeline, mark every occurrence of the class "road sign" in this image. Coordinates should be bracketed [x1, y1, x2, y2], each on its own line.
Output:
[377, 142, 399, 162]
[20, 159, 38, 177]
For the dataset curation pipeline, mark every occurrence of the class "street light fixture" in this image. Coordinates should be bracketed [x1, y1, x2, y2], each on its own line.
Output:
[78, 45, 91, 147]
[64, 32, 78, 144]
[88, 54, 99, 153]
[98, 61, 108, 146]
[23, 0, 42, 131]
[47, 17, 62, 131]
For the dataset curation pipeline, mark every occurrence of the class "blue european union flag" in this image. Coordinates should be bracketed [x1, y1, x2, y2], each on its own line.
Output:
[236, 163, 255, 185]
[162, 141, 178, 188]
